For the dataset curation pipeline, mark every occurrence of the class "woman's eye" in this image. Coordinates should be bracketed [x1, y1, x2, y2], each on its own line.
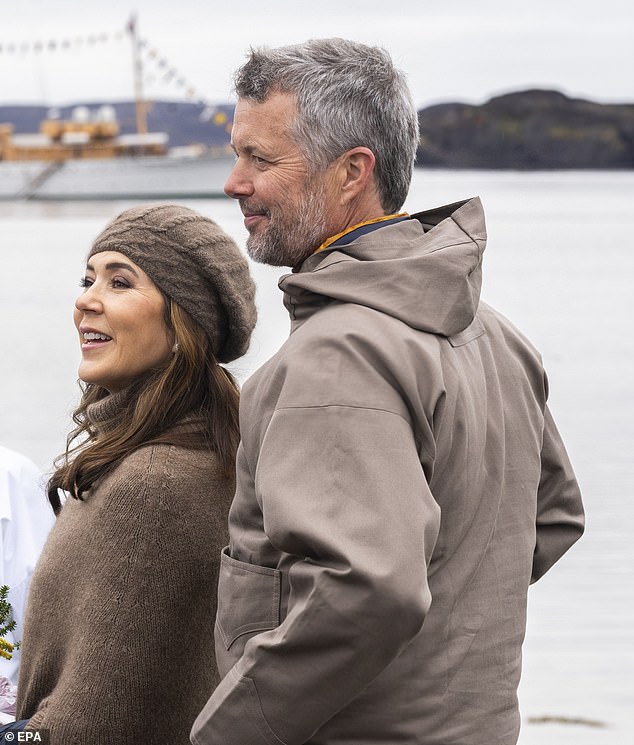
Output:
[79, 277, 93, 288]
[111, 278, 130, 289]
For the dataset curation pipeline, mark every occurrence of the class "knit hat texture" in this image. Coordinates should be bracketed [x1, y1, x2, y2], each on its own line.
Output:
[88, 204, 256, 363]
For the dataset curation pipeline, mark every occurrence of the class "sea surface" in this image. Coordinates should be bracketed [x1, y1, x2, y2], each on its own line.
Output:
[1, 169, 633, 743]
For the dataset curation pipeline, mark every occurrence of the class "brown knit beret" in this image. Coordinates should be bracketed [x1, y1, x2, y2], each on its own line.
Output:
[88, 204, 257, 363]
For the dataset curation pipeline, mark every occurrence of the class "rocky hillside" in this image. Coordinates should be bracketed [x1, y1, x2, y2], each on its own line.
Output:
[417, 89, 634, 169]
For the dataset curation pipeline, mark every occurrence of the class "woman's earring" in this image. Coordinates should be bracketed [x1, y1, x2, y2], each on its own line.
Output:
[172, 342, 179, 354]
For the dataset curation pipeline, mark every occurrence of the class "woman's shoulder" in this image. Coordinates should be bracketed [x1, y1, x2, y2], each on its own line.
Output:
[91, 440, 232, 514]
[116, 440, 229, 487]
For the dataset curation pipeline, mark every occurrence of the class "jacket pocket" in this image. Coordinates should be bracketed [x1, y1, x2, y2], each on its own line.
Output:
[215, 546, 282, 653]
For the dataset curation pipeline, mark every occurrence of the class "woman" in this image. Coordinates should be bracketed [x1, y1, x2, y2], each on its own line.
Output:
[11, 204, 257, 744]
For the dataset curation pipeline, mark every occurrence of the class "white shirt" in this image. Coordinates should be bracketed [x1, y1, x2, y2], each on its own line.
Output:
[0, 446, 55, 684]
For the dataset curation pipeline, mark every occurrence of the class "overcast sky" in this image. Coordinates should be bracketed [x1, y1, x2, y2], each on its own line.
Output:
[1, 0, 632, 110]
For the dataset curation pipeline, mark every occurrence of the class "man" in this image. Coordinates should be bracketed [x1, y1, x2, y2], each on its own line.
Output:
[192, 38, 584, 745]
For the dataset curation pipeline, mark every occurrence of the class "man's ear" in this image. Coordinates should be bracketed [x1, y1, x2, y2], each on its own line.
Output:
[337, 147, 376, 205]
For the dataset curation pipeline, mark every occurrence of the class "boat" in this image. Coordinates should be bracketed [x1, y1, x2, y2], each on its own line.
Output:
[0, 18, 234, 200]
[0, 114, 235, 200]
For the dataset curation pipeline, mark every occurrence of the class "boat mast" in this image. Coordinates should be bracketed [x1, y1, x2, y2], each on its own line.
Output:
[128, 14, 148, 135]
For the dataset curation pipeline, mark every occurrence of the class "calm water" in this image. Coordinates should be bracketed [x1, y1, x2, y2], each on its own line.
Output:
[1, 170, 633, 743]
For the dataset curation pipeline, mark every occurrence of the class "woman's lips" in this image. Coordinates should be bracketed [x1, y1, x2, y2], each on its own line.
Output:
[79, 329, 113, 350]
[81, 339, 111, 349]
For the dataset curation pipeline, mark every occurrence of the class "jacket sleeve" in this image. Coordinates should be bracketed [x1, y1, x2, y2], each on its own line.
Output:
[192, 403, 441, 745]
[531, 404, 584, 583]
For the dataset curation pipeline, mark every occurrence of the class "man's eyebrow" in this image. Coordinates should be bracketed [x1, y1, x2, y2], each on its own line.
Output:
[231, 143, 259, 155]
[85, 260, 140, 277]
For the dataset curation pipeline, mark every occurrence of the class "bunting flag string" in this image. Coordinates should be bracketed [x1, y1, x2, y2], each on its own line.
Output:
[137, 38, 229, 129]
[0, 30, 125, 55]
[0, 22, 229, 130]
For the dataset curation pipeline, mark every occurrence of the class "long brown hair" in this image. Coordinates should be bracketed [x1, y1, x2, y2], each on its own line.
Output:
[48, 298, 240, 514]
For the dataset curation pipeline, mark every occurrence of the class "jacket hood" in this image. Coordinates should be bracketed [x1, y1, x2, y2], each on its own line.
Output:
[279, 197, 486, 338]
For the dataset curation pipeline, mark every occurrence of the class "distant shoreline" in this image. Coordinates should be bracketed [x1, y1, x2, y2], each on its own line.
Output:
[2, 89, 633, 169]
[416, 89, 634, 170]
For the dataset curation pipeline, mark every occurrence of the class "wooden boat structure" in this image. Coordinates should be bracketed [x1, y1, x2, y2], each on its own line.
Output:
[0, 18, 233, 200]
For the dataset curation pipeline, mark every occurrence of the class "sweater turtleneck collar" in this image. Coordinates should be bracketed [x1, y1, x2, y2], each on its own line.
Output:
[86, 389, 134, 436]
[86, 387, 207, 445]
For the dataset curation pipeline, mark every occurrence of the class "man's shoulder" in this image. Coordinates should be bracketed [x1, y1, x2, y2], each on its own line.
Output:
[291, 300, 423, 345]
[478, 302, 542, 358]
[243, 299, 442, 414]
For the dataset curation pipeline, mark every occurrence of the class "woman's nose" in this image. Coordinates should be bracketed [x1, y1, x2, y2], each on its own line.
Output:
[74, 283, 102, 314]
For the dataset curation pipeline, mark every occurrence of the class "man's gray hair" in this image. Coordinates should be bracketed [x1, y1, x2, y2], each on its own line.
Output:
[233, 38, 420, 213]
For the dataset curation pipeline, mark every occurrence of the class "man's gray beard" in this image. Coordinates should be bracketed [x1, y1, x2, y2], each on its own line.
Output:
[246, 181, 329, 268]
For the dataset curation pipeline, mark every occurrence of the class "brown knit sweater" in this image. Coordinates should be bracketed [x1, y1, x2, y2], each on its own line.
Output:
[16, 394, 234, 744]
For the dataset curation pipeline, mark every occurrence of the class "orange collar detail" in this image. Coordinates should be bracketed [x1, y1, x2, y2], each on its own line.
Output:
[314, 213, 409, 253]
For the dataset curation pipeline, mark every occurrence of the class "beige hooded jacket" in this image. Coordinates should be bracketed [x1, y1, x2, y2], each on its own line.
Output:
[192, 197, 584, 745]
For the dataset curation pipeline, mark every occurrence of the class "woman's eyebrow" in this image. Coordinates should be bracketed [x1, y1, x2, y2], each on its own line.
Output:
[84, 260, 140, 277]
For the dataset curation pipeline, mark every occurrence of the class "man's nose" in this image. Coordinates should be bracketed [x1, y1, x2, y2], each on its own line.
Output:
[224, 158, 253, 199]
